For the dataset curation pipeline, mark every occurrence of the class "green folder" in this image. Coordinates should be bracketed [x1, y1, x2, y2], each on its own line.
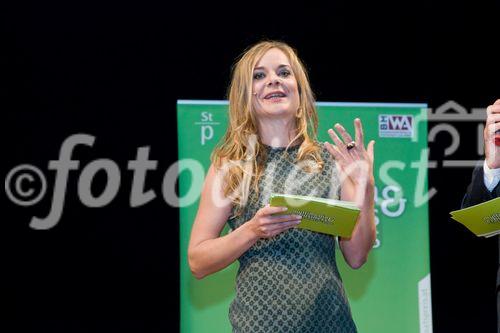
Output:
[450, 197, 500, 237]
[269, 193, 361, 237]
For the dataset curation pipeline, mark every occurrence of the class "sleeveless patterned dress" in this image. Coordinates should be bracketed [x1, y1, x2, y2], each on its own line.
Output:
[227, 143, 357, 333]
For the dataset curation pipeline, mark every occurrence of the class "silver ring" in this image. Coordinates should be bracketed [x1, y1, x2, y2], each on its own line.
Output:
[346, 141, 356, 150]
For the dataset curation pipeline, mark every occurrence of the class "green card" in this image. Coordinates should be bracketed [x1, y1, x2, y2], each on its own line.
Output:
[269, 193, 360, 237]
[450, 198, 500, 237]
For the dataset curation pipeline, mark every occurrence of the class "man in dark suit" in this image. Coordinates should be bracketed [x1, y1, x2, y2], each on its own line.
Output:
[462, 99, 500, 332]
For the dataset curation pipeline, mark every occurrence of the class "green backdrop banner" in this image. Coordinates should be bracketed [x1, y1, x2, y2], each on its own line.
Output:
[177, 100, 431, 333]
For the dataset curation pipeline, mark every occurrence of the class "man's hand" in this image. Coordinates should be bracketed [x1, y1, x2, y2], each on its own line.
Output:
[485, 99, 500, 169]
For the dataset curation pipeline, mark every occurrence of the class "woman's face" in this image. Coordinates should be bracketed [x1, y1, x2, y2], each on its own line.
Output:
[252, 48, 300, 119]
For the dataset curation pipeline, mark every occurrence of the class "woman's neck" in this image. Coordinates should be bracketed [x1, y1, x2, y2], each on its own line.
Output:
[257, 117, 299, 148]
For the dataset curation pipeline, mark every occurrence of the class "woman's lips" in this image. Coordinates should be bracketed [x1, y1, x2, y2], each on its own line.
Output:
[262, 92, 287, 103]
[263, 91, 287, 99]
[266, 96, 286, 103]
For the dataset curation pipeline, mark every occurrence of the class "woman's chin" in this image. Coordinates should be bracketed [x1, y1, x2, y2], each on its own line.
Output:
[260, 108, 294, 117]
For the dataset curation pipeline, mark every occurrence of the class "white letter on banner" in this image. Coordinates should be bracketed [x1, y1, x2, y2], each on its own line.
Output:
[418, 274, 433, 333]
[380, 186, 406, 218]
[201, 126, 213, 145]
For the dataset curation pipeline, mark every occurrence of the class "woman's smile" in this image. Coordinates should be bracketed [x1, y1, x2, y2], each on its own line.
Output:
[262, 90, 288, 102]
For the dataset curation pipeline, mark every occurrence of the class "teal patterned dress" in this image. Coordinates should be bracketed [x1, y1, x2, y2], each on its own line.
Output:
[227, 143, 357, 333]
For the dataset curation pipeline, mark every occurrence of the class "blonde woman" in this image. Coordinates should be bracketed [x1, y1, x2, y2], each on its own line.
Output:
[188, 40, 376, 333]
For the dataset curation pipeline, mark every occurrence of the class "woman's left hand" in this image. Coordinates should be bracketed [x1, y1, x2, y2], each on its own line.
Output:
[324, 118, 375, 188]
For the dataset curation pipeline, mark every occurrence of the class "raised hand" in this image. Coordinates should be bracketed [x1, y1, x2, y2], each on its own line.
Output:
[485, 99, 500, 169]
[324, 118, 375, 188]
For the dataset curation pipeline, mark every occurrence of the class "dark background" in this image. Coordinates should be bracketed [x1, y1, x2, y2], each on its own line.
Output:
[3, 1, 499, 332]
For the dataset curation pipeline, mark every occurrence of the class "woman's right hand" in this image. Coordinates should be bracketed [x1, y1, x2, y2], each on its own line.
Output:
[245, 205, 302, 239]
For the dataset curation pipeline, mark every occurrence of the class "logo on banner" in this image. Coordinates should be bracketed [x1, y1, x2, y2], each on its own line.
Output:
[195, 112, 220, 145]
[378, 114, 414, 138]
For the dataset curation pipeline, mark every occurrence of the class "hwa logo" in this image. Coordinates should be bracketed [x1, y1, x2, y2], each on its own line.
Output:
[378, 115, 414, 138]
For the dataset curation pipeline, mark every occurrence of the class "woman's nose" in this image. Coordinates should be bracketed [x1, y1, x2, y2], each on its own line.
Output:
[267, 77, 282, 86]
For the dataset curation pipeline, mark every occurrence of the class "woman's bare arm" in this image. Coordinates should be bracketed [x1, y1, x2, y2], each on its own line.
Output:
[188, 164, 258, 279]
[188, 163, 300, 279]
[338, 177, 376, 269]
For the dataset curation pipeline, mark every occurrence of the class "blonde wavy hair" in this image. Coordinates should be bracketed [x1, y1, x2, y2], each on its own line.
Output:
[211, 40, 324, 216]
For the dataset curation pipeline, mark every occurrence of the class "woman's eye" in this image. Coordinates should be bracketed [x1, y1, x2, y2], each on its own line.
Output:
[253, 72, 265, 80]
[279, 69, 291, 77]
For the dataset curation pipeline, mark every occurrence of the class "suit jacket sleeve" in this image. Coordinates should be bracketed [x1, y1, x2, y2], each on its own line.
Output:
[461, 162, 500, 208]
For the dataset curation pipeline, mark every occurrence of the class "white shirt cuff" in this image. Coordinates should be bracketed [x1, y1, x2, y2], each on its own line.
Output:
[483, 161, 500, 192]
